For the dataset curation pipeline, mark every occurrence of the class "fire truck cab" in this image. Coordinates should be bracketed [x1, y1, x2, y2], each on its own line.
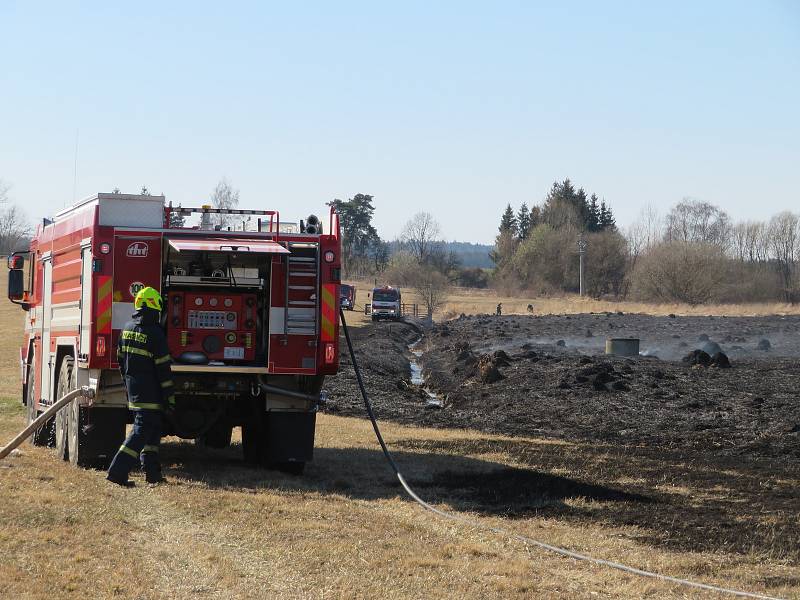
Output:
[8, 193, 341, 474]
[370, 286, 401, 321]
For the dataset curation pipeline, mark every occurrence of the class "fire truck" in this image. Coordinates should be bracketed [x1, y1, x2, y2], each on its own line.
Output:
[370, 285, 402, 321]
[7, 193, 341, 474]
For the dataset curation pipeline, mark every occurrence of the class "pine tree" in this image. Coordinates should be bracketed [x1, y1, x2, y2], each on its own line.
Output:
[587, 194, 600, 232]
[168, 202, 186, 228]
[517, 203, 531, 240]
[541, 179, 583, 230]
[599, 200, 616, 230]
[575, 187, 590, 229]
[530, 205, 541, 229]
[499, 204, 518, 235]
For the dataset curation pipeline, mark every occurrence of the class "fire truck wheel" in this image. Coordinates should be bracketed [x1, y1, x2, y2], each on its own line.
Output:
[241, 421, 263, 465]
[197, 423, 233, 449]
[54, 357, 75, 461]
[27, 362, 55, 447]
[68, 399, 127, 468]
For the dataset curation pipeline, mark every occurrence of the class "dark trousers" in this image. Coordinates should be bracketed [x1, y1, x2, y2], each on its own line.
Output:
[107, 410, 163, 482]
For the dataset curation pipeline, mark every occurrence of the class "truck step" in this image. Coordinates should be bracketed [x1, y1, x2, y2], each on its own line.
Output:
[289, 272, 317, 278]
[287, 327, 316, 335]
[289, 300, 316, 307]
[288, 285, 315, 291]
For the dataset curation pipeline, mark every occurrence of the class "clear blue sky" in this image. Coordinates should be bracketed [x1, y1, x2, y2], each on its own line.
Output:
[1, 1, 798, 244]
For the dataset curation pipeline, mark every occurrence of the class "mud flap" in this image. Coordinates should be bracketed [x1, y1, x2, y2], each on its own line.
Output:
[267, 411, 316, 463]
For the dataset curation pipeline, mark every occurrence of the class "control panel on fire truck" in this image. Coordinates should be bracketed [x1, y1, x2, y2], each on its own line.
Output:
[167, 291, 257, 363]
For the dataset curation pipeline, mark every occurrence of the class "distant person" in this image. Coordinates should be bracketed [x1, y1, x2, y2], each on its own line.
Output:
[496, 303, 502, 316]
[107, 287, 175, 488]
[527, 304, 534, 313]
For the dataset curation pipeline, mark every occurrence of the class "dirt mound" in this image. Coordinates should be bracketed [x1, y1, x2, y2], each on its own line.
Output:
[567, 361, 630, 392]
[711, 352, 731, 368]
[683, 349, 732, 369]
[478, 356, 504, 383]
[682, 349, 711, 366]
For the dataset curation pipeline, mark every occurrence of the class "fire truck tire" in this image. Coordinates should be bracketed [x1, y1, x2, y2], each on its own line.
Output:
[27, 363, 55, 447]
[196, 423, 233, 449]
[241, 421, 262, 465]
[54, 358, 75, 461]
[69, 402, 127, 469]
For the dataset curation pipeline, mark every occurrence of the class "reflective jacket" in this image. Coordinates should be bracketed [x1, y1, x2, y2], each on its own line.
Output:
[117, 307, 175, 411]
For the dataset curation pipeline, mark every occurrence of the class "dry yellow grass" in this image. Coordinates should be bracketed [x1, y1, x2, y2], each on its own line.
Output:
[346, 279, 800, 318]
[1, 271, 798, 599]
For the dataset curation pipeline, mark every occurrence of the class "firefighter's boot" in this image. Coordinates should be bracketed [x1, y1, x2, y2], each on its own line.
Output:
[141, 446, 164, 484]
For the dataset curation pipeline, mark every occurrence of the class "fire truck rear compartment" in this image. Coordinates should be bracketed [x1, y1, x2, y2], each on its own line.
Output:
[160, 239, 321, 467]
[163, 241, 277, 366]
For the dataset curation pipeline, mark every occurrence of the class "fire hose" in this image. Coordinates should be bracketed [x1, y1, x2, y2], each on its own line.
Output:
[339, 308, 784, 600]
[0, 387, 94, 460]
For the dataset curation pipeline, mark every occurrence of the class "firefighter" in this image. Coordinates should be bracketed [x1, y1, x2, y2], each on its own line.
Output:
[107, 287, 175, 487]
[496, 303, 502, 316]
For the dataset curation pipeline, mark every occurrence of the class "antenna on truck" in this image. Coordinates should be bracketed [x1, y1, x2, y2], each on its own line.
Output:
[70, 128, 79, 206]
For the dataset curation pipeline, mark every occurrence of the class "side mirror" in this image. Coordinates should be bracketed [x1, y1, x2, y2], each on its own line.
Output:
[8, 255, 24, 269]
[8, 269, 24, 301]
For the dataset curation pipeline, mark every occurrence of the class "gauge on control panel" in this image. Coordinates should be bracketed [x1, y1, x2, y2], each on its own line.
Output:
[194, 297, 203, 306]
[224, 298, 233, 307]
[209, 298, 218, 307]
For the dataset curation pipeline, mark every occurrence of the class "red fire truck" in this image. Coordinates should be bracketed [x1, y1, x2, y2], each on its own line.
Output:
[7, 193, 341, 474]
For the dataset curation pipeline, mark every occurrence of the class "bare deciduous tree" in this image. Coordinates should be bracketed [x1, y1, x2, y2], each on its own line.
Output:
[625, 204, 663, 268]
[400, 212, 441, 263]
[768, 212, 800, 302]
[211, 178, 240, 228]
[665, 198, 731, 249]
[413, 266, 450, 323]
[0, 181, 31, 254]
[632, 241, 726, 305]
[746, 221, 770, 263]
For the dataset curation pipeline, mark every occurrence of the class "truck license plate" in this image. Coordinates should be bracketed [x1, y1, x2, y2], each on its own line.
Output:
[224, 347, 245, 359]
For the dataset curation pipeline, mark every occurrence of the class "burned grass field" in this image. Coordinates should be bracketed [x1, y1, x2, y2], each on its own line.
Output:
[325, 313, 800, 596]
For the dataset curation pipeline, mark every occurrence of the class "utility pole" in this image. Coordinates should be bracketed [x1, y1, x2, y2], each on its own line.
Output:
[577, 235, 587, 297]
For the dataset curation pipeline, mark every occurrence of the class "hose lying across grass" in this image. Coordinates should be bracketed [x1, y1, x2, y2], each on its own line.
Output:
[0, 388, 91, 460]
[339, 308, 784, 600]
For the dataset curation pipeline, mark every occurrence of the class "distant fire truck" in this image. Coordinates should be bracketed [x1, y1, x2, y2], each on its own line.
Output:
[339, 284, 356, 311]
[7, 193, 341, 474]
[370, 285, 402, 321]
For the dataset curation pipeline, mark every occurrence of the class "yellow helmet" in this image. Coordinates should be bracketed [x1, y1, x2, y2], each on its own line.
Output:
[134, 286, 163, 312]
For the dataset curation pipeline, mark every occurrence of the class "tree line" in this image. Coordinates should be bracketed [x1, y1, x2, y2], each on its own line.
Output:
[491, 179, 625, 298]
[490, 180, 800, 305]
[628, 200, 800, 304]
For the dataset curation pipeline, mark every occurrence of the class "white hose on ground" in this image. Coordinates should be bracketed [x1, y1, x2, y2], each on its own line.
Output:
[0, 387, 93, 460]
